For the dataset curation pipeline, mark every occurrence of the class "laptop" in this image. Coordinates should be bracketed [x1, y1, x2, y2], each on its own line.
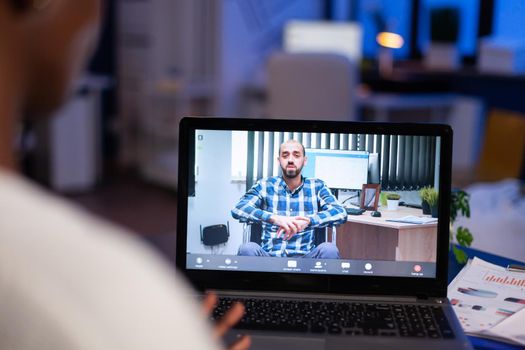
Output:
[176, 117, 472, 350]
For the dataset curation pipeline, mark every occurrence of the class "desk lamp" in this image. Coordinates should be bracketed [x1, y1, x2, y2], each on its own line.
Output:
[376, 32, 404, 76]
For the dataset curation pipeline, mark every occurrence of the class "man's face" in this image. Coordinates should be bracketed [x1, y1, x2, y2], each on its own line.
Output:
[278, 141, 307, 179]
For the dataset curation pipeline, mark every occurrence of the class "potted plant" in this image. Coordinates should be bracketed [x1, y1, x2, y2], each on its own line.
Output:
[379, 191, 388, 207]
[421, 187, 439, 218]
[419, 186, 433, 215]
[450, 189, 473, 263]
[428, 190, 439, 218]
[386, 193, 401, 210]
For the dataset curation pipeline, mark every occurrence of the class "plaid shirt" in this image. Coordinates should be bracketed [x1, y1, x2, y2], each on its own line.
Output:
[231, 176, 347, 257]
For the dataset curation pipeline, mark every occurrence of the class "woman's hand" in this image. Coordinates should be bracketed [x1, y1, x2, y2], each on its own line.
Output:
[202, 292, 251, 350]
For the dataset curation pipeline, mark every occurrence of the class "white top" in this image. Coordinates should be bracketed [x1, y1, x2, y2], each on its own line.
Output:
[0, 170, 220, 350]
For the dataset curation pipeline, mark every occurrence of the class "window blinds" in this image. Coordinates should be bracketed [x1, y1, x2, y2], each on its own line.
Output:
[245, 131, 435, 191]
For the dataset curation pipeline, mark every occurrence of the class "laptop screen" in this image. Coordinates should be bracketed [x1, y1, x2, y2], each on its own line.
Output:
[180, 119, 450, 282]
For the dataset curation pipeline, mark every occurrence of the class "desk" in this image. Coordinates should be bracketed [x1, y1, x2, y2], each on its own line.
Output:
[335, 206, 437, 262]
[362, 61, 525, 114]
[359, 92, 456, 122]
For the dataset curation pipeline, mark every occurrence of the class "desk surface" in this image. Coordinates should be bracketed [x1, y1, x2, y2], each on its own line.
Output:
[346, 206, 437, 229]
[361, 61, 525, 115]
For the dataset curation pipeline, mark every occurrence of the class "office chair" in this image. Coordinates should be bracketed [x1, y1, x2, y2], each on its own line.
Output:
[476, 109, 525, 182]
[267, 52, 359, 121]
[200, 222, 229, 254]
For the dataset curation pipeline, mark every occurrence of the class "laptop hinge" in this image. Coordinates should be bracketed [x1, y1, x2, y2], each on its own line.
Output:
[416, 294, 429, 300]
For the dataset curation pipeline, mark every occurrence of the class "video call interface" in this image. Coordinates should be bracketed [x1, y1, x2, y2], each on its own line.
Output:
[186, 129, 441, 279]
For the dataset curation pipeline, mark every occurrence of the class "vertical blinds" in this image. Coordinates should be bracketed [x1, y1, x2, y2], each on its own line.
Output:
[245, 131, 435, 191]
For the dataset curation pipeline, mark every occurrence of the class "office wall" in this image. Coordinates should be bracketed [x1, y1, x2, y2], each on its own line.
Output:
[187, 129, 246, 254]
[216, 0, 323, 116]
[493, 0, 525, 39]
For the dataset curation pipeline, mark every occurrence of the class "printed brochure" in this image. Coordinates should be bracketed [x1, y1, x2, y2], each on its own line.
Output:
[448, 257, 525, 346]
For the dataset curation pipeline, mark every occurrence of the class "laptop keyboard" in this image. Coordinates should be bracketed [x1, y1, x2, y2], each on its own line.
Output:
[212, 297, 455, 339]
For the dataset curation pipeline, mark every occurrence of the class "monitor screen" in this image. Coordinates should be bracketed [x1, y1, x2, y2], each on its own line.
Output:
[302, 149, 369, 190]
[184, 128, 441, 279]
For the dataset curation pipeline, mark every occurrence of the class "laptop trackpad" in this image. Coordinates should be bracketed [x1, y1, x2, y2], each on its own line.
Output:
[250, 335, 325, 350]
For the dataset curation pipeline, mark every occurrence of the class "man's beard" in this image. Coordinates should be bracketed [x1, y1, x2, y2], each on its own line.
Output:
[282, 164, 302, 179]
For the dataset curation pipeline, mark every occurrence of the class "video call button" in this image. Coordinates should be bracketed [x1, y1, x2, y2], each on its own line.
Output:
[287, 260, 297, 268]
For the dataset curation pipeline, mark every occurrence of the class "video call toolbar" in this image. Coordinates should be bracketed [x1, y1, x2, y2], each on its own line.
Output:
[188, 254, 436, 278]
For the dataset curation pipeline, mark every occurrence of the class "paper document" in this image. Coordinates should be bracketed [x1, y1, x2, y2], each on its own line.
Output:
[385, 215, 437, 224]
[481, 308, 525, 345]
[448, 257, 525, 346]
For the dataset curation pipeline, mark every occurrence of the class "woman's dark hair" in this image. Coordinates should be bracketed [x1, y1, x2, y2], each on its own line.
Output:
[10, 0, 31, 11]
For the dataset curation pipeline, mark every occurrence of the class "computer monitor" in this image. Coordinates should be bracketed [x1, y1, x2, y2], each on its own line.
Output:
[284, 20, 363, 62]
[302, 149, 369, 190]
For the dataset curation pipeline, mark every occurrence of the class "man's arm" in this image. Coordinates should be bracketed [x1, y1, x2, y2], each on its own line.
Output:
[232, 181, 309, 239]
[272, 215, 310, 240]
[231, 182, 273, 223]
[307, 181, 347, 228]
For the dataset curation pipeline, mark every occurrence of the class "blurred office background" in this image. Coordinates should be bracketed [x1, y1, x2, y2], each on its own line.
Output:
[21, 0, 525, 261]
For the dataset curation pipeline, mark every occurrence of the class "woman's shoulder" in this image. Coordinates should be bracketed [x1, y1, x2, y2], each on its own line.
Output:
[0, 170, 219, 350]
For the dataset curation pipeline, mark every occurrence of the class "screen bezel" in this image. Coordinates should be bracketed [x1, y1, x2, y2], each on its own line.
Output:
[176, 117, 453, 298]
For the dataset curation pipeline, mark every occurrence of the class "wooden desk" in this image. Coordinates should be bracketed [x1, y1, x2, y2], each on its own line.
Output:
[335, 207, 437, 262]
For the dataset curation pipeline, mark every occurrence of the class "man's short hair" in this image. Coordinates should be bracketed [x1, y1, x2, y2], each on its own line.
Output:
[279, 139, 305, 156]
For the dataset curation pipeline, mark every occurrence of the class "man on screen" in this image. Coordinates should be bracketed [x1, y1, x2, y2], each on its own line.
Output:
[232, 140, 347, 258]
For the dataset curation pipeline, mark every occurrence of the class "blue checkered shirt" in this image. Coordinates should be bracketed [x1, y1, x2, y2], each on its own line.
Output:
[231, 176, 347, 257]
